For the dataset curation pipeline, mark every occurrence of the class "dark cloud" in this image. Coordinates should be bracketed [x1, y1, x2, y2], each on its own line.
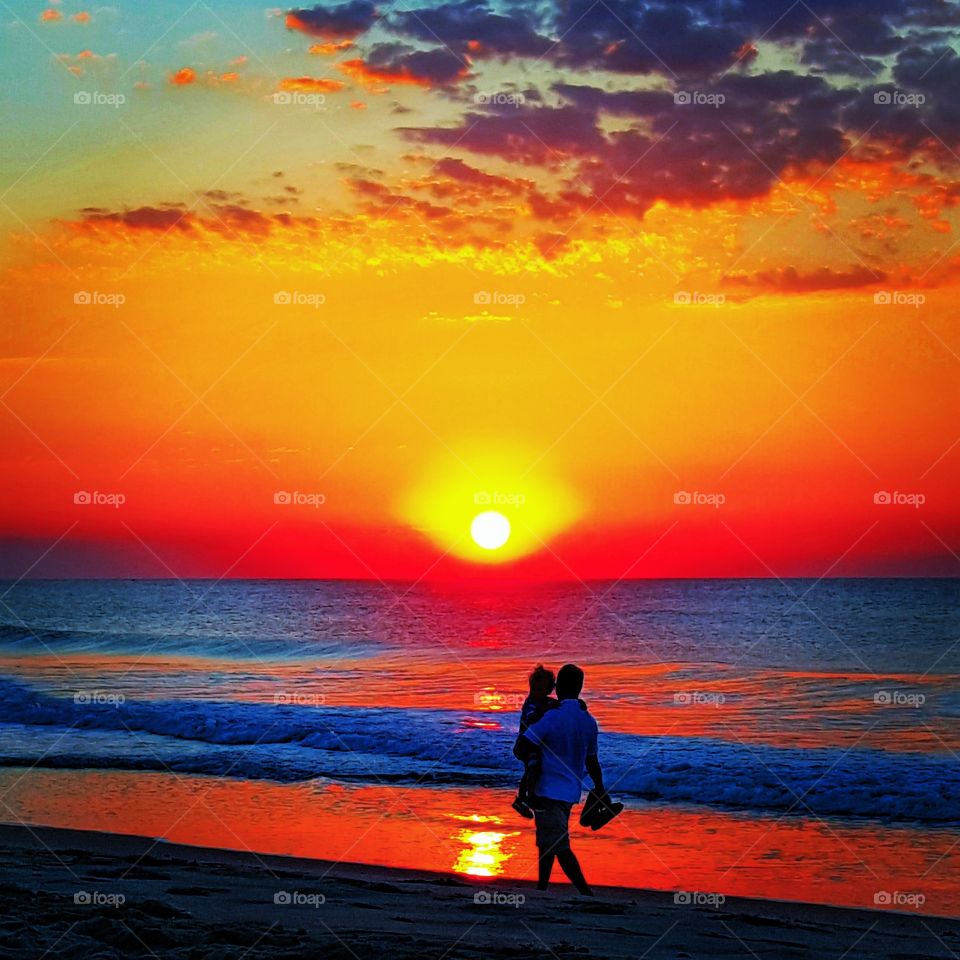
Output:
[553, 83, 673, 117]
[347, 177, 457, 220]
[73, 202, 314, 238]
[341, 42, 471, 88]
[286, 1, 377, 39]
[550, 0, 953, 77]
[725, 265, 886, 293]
[553, 0, 746, 76]
[389, 0, 553, 58]
[80, 205, 193, 231]
[402, 103, 605, 165]
[432, 156, 528, 193]
[403, 71, 861, 215]
[375, 0, 960, 83]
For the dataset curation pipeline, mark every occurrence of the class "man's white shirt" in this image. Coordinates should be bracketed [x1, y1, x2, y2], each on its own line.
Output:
[522, 699, 598, 803]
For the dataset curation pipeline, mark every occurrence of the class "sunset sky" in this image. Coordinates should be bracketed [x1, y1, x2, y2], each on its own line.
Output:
[1, 0, 958, 579]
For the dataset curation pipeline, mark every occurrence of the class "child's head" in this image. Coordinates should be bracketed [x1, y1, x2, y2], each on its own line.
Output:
[528, 663, 556, 701]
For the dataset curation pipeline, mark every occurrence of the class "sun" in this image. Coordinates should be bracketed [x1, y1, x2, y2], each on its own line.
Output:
[470, 511, 511, 550]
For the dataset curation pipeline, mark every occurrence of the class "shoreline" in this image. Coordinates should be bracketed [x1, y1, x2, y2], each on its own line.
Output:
[1, 823, 957, 959]
[2, 767, 957, 915]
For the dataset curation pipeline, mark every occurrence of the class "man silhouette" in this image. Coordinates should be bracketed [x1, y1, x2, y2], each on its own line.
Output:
[519, 663, 603, 896]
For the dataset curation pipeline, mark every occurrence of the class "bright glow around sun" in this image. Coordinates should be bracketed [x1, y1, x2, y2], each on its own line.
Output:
[471, 511, 511, 550]
[400, 441, 581, 564]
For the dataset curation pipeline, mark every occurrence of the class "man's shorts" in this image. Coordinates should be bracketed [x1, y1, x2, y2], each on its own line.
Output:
[534, 798, 573, 852]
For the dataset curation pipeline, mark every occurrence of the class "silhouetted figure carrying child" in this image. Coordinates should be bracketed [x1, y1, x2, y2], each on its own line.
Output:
[512, 664, 588, 819]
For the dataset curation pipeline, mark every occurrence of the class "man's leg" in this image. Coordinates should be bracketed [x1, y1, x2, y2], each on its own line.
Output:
[537, 850, 555, 890]
[556, 849, 593, 896]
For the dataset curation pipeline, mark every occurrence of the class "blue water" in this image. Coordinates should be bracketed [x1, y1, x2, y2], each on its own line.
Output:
[0, 578, 957, 824]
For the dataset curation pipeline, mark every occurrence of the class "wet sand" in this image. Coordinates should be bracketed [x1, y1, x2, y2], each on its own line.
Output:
[0, 823, 956, 959]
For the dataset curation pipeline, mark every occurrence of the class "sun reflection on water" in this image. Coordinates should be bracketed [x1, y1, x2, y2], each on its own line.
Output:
[449, 813, 519, 877]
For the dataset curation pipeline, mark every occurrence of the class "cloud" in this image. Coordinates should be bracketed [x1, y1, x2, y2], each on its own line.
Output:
[340, 43, 471, 89]
[68, 201, 319, 241]
[346, 177, 456, 220]
[431, 157, 529, 195]
[309, 39, 354, 55]
[725, 265, 886, 294]
[285, 1, 377, 39]
[402, 102, 604, 165]
[402, 70, 930, 218]
[389, 0, 552, 58]
[169, 67, 197, 86]
[78, 205, 194, 231]
[278, 76, 347, 92]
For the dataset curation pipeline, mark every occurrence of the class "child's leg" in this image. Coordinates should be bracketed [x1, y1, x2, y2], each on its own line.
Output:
[524, 753, 542, 802]
[517, 769, 529, 801]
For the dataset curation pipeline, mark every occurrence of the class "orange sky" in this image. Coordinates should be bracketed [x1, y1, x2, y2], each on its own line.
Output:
[1, 1, 958, 579]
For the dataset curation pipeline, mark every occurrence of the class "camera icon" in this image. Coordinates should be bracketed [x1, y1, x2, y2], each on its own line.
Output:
[673, 891, 692, 905]
[274, 891, 291, 905]
[874, 891, 891, 905]
[73, 491, 91, 505]
[273, 291, 292, 305]
[873, 690, 891, 705]
[74, 291, 92, 305]
[673, 491, 692, 505]
[873, 91, 892, 105]
[273, 491, 291, 505]
[674, 91, 691, 105]
[873, 491, 891, 505]
[473, 891, 491, 904]
[273, 92, 292, 105]
[673, 291, 691, 305]
[474, 291, 492, 305]
[74, 891, 91, 904]
[73, 691, 91, 704]
[873, 291, 891, 305]
[474, 92, 489, 104]
[73, 91, 92, 105]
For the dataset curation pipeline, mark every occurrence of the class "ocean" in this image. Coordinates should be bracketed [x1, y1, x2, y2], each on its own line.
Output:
[0, 578, 957, 913]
